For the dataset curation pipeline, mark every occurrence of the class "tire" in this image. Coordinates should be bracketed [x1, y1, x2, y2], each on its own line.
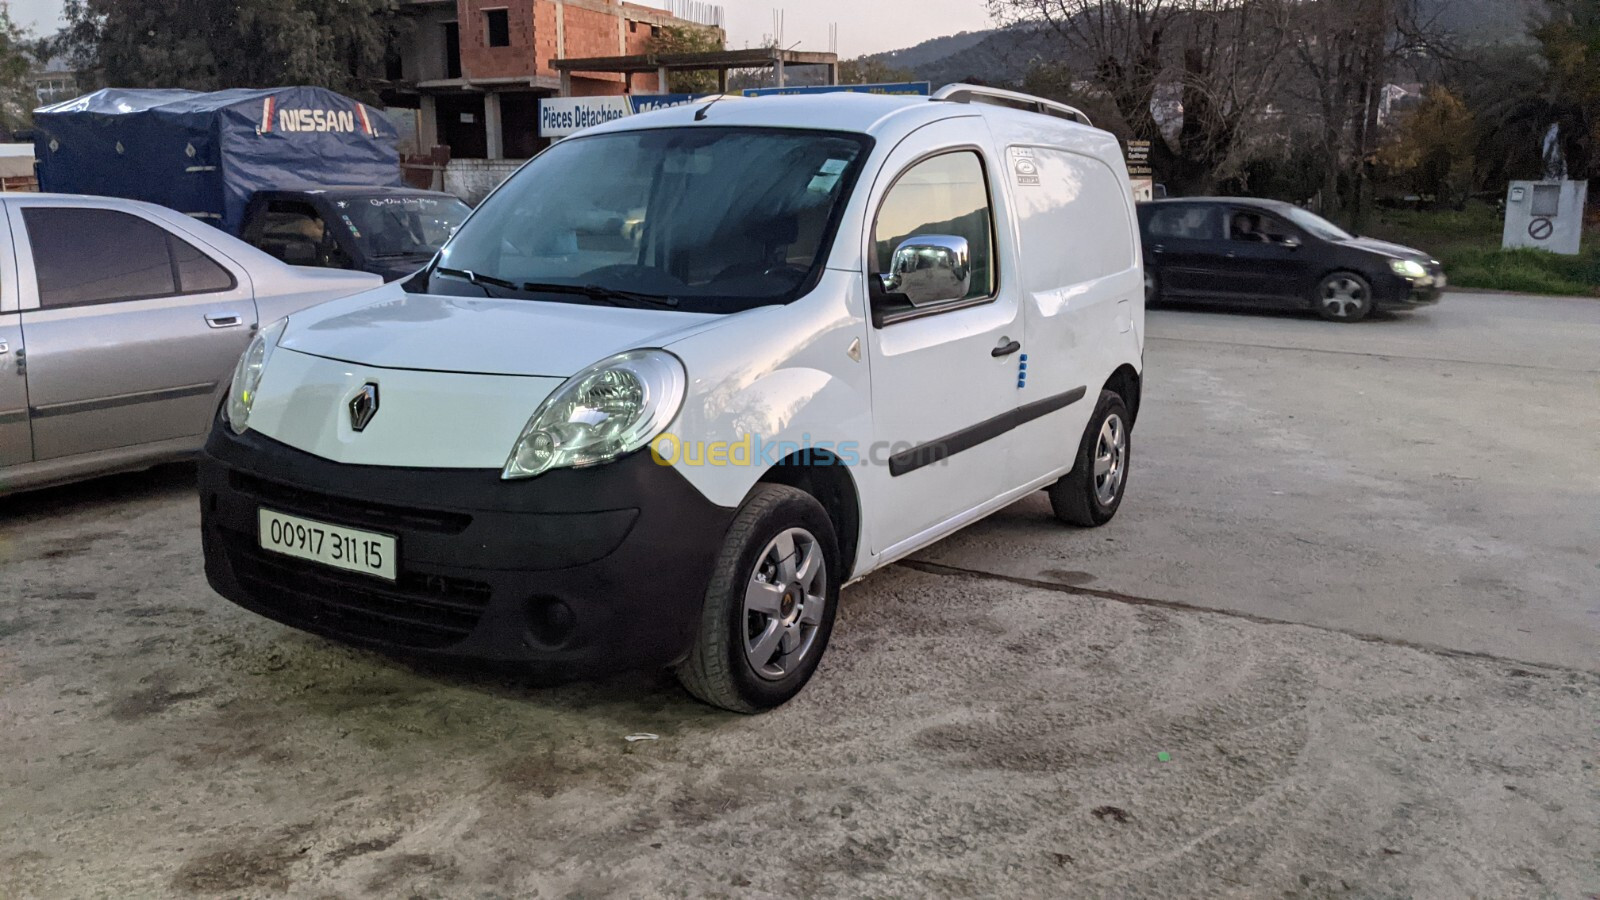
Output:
[675, 485, 841, 713]
[1315, 271, 1373, 322]
[1048, 391, 1131, 527]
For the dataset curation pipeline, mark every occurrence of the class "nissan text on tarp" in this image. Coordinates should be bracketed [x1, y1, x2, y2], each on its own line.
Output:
[33, 87, 403, 236]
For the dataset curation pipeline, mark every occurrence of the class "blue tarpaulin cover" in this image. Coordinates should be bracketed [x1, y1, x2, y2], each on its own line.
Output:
[34, 86, 402, 235]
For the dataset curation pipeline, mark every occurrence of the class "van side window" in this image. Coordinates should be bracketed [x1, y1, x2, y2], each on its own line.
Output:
[873, 151, 995, 301]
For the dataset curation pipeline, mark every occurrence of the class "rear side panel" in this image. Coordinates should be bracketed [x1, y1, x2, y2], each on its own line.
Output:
[983, 112, 1144, 487]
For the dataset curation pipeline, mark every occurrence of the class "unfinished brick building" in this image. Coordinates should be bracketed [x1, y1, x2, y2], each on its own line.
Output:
[387, 0, 723, 160]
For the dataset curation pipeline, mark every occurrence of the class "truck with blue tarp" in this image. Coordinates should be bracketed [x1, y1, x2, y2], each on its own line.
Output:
[32, 87, 467, 281]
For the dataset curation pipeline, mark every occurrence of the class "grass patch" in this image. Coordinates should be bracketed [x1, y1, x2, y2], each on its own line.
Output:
[1362, 202, 1600, 297]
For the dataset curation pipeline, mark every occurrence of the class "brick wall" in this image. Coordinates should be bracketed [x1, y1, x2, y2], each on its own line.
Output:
[441, 0, 684, 93]
[457, 0, 537, 82]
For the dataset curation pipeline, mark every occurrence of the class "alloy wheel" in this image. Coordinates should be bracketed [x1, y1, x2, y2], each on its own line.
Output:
[743, 527, 828, 681]
[1093, 413, 1127, 506]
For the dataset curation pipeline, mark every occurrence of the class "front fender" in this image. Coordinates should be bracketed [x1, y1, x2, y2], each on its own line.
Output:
[662, 270, 871, 509]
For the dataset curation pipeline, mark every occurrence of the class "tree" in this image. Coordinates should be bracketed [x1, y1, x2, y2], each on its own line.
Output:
[986, 0, 1293, 194]
[55, 0, 406, 103]
[1378, 84, 1474, 204]
[645, 24, 725, 93]
[838, 57, 914, 86]
[1276, 0, 1453, 227]
[1532, 0, 1600, 179]
[0, 10, 36, 136]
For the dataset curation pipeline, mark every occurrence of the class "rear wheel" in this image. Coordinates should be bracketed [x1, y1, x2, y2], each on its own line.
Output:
[676, 485, 840, 713]
[1316, 271, 1373, 322]
[1048, 391, 1131, 527]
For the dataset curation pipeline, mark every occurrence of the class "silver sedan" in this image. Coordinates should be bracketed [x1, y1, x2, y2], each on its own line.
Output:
[0, 194, 382, 495]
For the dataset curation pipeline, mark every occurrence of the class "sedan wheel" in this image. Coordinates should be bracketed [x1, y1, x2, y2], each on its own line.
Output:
[1317, 272, 1373, 322]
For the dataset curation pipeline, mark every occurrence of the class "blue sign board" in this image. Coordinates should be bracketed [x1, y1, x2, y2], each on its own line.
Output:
[742, 82, 932, 98]
[629, 93, 713, 114]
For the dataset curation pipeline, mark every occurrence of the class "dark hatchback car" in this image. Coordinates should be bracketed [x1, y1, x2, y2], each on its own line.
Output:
[241, 187, 472, 282]
[1138, 198, 1445, 322]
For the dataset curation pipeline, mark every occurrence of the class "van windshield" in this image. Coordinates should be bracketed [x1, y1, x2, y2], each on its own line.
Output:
[422, 127, 873, 313]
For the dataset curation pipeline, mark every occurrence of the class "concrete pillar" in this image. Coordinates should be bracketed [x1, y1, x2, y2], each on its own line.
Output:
[485, 92, 503, 160]
[419, 95, 439, 150]
[657, 66, 670, 94]
[827, 62, 839, 86]
[717, 68, 728, 93]
[560, 70, 572, 96]
[774, 57, 785, 88]
[555, 1, 566, 58]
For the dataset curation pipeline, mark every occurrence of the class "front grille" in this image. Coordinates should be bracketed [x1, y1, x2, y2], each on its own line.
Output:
[223, 530, 492, 650]
[229, 470, 473, 535]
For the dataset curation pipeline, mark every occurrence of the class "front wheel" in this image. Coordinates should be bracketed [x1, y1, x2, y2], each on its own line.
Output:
[1048, 391, 1131, 527]
[1316, 271, 1373, 322]
[675, 485, 840, 713]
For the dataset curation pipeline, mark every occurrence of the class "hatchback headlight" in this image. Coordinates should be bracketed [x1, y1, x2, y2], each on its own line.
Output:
[503, 350, 686, 480]
[1390, 259, 1428, 279]
[225, 318, 287, 435]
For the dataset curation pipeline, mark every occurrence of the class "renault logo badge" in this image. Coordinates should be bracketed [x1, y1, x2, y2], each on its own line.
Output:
[349, 383, 380, 432]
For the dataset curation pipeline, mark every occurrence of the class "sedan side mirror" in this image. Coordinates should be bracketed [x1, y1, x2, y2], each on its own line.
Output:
[881, 235, 971, 307]
[1281, 236, 1302, 250]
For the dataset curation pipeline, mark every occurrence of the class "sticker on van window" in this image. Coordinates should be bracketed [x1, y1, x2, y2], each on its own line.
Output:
[808, 158, 852, 193]
[1014, 157, 1041, 186]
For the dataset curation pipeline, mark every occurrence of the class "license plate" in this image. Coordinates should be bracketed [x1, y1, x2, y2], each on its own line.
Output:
[258, 508, 397, 581]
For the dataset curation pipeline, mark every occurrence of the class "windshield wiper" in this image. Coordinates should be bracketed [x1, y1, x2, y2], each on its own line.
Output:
[434, 266, 519, 291]
[520, 282, 681, 309]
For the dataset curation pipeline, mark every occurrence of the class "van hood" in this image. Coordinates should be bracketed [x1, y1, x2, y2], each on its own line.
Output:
[277, 286, 728, 377]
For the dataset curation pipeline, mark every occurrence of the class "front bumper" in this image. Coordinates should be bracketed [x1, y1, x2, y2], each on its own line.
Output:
[1374, 267, 1445, 309]
[199, 424, 734, 674]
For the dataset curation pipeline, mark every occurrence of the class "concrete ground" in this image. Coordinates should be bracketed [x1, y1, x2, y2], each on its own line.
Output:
[2, 293, 1597, 898]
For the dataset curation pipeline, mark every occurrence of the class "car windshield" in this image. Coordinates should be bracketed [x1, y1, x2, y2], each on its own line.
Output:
[423, 127, 873, 313]
[338, 195, 472, 260]
[1281, 206, 1354, 242]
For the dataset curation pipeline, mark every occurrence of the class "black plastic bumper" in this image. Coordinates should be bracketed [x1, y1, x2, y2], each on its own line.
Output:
[199, 424, 735, 675]
[1374, 272, 1444, 309]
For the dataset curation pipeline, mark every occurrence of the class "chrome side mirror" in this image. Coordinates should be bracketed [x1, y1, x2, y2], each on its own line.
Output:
[881, 235, 971, 307]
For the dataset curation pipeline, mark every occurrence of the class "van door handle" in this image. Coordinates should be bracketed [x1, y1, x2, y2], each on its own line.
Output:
[992, 339, 1022, 358]
[1152, 244, 1166, 254]
[205, 314, 243, 329]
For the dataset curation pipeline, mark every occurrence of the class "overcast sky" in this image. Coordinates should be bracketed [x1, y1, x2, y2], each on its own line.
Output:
[5, 0, 996, 59]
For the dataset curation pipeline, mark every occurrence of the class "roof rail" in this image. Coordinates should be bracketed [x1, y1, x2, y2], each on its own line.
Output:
[932, 84, 1092, 127]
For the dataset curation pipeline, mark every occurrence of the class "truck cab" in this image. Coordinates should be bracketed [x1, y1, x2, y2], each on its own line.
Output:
[240, 187, 472, 282]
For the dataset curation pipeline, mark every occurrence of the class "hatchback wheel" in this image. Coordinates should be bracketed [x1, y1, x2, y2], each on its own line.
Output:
[1048, 390, 1131, 527]
[676, 485, 840, 713]
[1316, 271, 1373, 322]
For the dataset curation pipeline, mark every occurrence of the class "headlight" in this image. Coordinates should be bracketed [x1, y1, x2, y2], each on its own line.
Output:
[1390, 259, 1428, 279]
[225, 319, 287, 435]
[503, 349, 686, 480]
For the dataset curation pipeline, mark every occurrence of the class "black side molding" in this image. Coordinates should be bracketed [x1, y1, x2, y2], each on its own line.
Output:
[889, 385, 1088, 478]
[30, 382, 217, 419]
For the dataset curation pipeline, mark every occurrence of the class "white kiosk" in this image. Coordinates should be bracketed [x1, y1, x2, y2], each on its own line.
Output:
[1502, 180, 1588, 256]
